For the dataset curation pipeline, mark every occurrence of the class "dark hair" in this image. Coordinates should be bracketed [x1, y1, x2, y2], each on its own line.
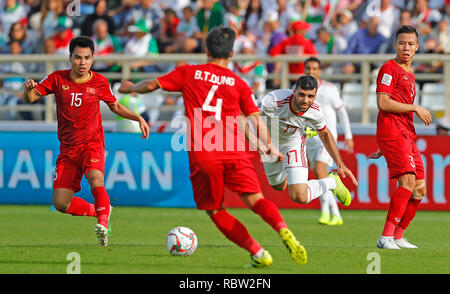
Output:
[69, 36, 95, 55]
[395, 25, 418, 41]
[206, 27, 236, 59]
[304, 56, 321, 68]
[295, 75, 318, 91]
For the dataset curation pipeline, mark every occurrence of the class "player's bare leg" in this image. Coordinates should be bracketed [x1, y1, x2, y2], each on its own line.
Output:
[206, 206, 272, 268]
[53, 188, 97, 216]
[242, 192, 307, 265]
[87, 169, 111, 246]
[314, 162, 343, 225]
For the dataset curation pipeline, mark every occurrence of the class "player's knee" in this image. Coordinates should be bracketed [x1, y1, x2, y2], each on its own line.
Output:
[399, 175, 416, 191]
[412, 185, 426, 200]
[53, 199, 69, 213]
[289, 191, 308, 204]
[88, 177, 104, 189]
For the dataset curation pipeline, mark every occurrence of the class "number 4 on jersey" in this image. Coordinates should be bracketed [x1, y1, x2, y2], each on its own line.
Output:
[202, 85, 223, 121]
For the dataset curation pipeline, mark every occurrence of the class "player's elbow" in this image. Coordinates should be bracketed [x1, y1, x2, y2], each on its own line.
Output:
[108, 101, 120, 113]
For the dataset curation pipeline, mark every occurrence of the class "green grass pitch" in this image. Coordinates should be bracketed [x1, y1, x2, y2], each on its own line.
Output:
[0, 205, 448, 274]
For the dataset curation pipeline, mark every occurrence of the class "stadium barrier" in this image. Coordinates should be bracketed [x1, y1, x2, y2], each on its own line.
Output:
[0, 53, 449, 124]
[0, 131, 449, 210]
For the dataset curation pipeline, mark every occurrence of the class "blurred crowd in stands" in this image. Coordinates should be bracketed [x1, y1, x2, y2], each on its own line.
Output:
[0, 0, 449, 121]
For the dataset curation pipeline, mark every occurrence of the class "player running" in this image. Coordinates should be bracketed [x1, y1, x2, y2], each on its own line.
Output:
[259, 75, 358, 211]
[370, 25, 432, 249]
[23, 36, 149, 246]
[304, 57, 354, 226]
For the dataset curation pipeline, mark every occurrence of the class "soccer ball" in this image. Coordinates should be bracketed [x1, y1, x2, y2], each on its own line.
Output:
[166, 227, 198, 256]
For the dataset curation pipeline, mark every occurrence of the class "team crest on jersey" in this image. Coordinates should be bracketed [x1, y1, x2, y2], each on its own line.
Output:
[381, 73, 392, 86]
[62, 85, 70, 90]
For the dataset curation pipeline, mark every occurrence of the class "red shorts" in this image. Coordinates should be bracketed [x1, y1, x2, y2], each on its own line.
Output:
[53, 141, 105, 192]
[378, 138, 425, 180]
[189, 158, 262, 210]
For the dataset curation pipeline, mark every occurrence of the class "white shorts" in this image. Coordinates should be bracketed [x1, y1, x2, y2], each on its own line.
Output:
[305, 136, 333, 169]
[262, 139, 309, 185]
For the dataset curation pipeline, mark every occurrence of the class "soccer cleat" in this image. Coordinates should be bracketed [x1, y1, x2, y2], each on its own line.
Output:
[376, 235, 401, 249]
[250, 250, 273, 268]
[94, 224, 110, 247]
[304, 125, 318, 139]
[394, 238, 418, 249]
[328, 172, 351, 206]
[279, 228, 307, 265]
[318, 212, 330, 225]
[328, 215, 344, 226]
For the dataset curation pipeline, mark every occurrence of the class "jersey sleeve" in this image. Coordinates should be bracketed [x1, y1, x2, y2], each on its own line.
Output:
[156, 65, 186, 92]
[259, 92, 277, 117]
[311, 104, 326, 131]
[100, 77, 116, 105]
[330, 85, 345, 110]
[35, 72, 57, 96]
[376, 62, 395, 96]
[239, 83, 260, 116]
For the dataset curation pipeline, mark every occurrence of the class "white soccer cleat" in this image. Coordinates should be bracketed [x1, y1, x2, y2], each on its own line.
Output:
[394, 238, 418, 249]
[94, 224, 109, 247]
[377, 235, 401, 249]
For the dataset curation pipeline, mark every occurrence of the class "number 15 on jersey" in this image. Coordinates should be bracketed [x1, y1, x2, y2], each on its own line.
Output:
[71, 93, 82, 107]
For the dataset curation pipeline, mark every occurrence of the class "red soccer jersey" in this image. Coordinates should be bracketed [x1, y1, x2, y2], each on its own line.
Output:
[269, 35, 317, 74]
[376, 59, 417, 142]
[35, 70, 116, 146]
[156, 63, 260, 162]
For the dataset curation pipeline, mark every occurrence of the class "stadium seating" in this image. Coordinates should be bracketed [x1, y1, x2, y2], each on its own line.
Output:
[421, 83, 445, 111]
[342, 82, 362, 110]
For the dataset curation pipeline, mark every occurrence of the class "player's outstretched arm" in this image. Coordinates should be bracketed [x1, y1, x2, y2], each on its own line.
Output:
[118, 80, 160, 94]
[23, 79, 42, 103]
[108, 101, 150, 139]
[377, 93, 432, 125]
[243, 112, 284, 162]
[318, 127, 358, 186]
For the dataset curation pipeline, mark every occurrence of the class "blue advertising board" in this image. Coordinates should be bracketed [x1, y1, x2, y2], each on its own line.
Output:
[0, 132, 196, 207]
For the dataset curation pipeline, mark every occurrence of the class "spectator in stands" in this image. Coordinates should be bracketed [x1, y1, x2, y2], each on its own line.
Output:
[244, 0, 266, 44]
[224, 0, 242, 31]
[411, 0, 442, 27]
[436, 116, 450, 135]
[164, 5, 199, 53]
[125, 0, 163, 39]
[115, 93, 149, 132]
[437, 19, 450, 53]
[124, 18, 159, 72]
[183, 0, 224, 53]
[92, 19, 123, 72]
[158, 8, 180, 53]
[314, 26, 347, 74]
[361, 0, 400, 40]
[156, 0, 190, 18]
[304, 0, 332, 41]
[335, 0, 363, 13]
[0, 40, 28, 120]
[276, 0, 301, 32]
[36, 0, 65, 39]
[0, 0, 28, 35]
[52, 16, 74, 70]
[80, 0, 117, 37]
[269, 20, 317, 86]
[107, 0, 139, 34]
[196, 0, 224, 33]
[331, 9, 358, 43]
[383, 9, 424, 53]
[342, 16, 386, 74]
[7, 21, 38, 54]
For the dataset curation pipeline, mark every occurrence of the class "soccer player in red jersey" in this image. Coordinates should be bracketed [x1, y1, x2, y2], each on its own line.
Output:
[23, 36, 150, 246]
[119, 27, 308, 267]
[370, 26, 432, 249]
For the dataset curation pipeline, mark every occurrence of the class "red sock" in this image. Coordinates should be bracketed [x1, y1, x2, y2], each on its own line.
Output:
[395, 198, 421, 239]
[66, 197, 97, 217]
[251, 198, 287, 233]
[92, 187, 110, 228]
[210, 209, 262, 255]
[382, 186, 412, 237]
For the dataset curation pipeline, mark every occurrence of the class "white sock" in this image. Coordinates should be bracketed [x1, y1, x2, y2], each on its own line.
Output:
[319, 194, 330, 215]
[252, 248, 264, 258]
[326, 190, 341, 217]
[306, 178, 333, 203]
